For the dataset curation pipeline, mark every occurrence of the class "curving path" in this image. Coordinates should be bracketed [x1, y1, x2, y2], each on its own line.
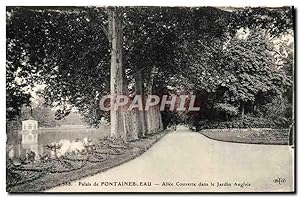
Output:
[48, 126, 294, 192]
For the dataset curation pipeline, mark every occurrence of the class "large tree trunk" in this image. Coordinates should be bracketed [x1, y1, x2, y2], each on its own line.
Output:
[134, 71, 147, 137]
[144, 67, 163, 134]
[123, 77, 138, 141]
[108, 8, 162, 140]
[108, 7, 138, 142]
[145, 103, 163, 133]
[108, 7, 127, 140]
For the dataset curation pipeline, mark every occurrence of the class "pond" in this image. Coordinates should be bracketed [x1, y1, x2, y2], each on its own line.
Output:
[7, 125, 110, 160]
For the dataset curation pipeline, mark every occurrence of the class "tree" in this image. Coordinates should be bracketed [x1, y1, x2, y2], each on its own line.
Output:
[107, 7, 139, 141]
[20, 104, 57, 127]
[171, 7, 293, 124]
[6, 7, 111, 125]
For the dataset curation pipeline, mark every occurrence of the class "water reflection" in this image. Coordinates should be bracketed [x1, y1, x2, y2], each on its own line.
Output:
[8, 125, 110, 161]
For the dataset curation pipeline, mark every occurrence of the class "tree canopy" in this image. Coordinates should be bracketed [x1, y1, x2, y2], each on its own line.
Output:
[6, 6, 294, 129]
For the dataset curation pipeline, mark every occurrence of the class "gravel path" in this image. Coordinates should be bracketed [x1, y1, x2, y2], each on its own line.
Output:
[48, 126, 294, 192]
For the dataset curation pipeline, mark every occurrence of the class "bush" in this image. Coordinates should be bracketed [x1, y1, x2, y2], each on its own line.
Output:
[214, 103, 239, 116]
[194, 115, 285, 130]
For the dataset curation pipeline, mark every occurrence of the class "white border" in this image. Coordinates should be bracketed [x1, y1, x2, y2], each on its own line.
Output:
[2, 0, 298, 7]
[1, 0, 298, 197]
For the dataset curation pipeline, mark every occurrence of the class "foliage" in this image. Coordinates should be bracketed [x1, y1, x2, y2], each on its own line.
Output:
[261, 96, 293, 126]
[6, 7, 110, 125]
[6, 77, 31, 120]
[220, 31, 292, 104]
[196, 115, 279, 130]
[214, 103, 239, 116]
[177, 8, 293, 127]
[20, 105, 57, 127]
[228, 7, 294, 36]
[6, 6, 294, 128]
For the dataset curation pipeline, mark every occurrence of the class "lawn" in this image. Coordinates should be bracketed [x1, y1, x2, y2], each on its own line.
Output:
[199, 128, 290, 145]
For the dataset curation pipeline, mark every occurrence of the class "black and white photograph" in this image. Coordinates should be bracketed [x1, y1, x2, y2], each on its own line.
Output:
[5, 3, 295, 193]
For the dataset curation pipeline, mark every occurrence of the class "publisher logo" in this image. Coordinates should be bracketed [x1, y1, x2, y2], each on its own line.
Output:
[273, 177, 286, 185]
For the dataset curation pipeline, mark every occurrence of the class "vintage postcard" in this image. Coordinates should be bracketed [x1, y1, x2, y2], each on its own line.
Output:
[6, 5, 295, 193]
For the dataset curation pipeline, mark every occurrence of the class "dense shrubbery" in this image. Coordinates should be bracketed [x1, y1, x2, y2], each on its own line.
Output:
[214, 103, 239, 116]
[195, 115, 290, 130]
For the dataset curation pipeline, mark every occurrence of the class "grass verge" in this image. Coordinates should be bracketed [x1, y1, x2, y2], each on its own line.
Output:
[199, 128, 289, 145]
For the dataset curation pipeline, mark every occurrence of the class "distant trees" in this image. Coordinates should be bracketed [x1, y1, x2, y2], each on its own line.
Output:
[20, 105, 56, 127]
